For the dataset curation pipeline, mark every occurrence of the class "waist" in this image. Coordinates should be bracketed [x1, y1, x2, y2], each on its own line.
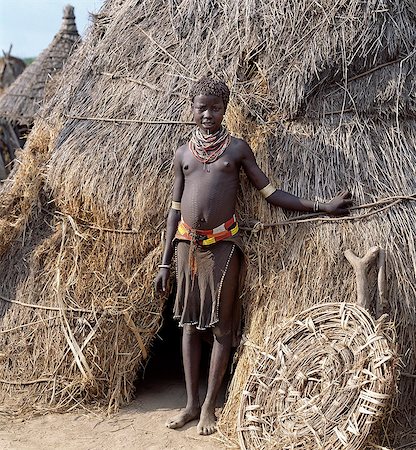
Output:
[177, 215, 239, 246]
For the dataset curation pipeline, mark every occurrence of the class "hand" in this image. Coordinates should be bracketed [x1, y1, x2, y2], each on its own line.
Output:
[154, 268, 170, 293]
[322, 190, 353, 216]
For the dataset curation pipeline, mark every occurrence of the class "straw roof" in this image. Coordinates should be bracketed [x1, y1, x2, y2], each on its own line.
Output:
[0, 47, 26, 93]
[0, 0, 415, 445]
[0, 119, 20, 180]
[0, 5, 80, 126]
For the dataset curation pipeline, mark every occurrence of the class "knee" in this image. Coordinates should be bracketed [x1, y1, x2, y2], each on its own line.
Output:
[183, 324, 198, 335]
[212, 325, 232, 342]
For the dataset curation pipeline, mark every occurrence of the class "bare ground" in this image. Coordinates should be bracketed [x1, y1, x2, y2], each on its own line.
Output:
[0, 376, 230, 450]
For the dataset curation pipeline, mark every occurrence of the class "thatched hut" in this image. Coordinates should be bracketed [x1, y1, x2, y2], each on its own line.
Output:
[0, 119, 20, 179]
[0, 47, 26, 178]
[0, 46, 26, 94]
[0, 0, 415, 446]
[0, 5, 80, 127]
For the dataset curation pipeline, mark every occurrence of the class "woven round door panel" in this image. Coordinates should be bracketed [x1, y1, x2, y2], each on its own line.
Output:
[237, 303, 397, 450]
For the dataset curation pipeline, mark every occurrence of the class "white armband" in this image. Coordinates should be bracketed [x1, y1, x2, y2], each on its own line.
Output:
[259, 183, 276, 199]
[171, 201, 181, 210]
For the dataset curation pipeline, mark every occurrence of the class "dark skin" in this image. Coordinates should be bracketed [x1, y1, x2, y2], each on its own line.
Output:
[155, 94, 352, 435]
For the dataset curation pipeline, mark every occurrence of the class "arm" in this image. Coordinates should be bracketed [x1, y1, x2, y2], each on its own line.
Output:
[155, 148, 184, 292]
[240, 141, 352, 215]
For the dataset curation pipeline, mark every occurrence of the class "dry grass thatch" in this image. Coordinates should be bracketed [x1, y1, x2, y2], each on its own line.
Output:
[0, 47, 26, 93]
[237, 303, 398, 450]
[0, 0, 415, 445]
[0, 119, 20, 180]
[0, 5, 80, 126]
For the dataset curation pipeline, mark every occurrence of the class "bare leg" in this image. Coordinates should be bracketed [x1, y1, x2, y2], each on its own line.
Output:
[197, 248, 240, 435]
[166, 324, 201, 429]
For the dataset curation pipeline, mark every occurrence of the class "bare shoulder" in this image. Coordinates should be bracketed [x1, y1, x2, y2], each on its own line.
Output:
[231, 136, 250, 151]
[174, 143, 188, 163]
[176, 142, 188, 155]
[230, 136, 254, 161]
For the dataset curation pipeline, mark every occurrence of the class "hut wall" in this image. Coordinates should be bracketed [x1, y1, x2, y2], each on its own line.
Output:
[0, 3, 414, 445]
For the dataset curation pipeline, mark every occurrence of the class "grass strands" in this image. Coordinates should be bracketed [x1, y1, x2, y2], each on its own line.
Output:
[0, 3, 414, 447]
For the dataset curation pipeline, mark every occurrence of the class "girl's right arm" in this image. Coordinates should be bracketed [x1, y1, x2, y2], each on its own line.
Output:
[155, 148, 184, 292]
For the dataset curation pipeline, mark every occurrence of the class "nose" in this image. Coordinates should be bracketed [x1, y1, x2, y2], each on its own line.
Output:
[202, 108, 212, 119]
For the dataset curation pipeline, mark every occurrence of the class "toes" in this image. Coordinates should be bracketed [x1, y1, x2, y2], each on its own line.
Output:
[165, 417, 183, 429]
[166, 409, 200, 430]
[197, 424, 216, 435]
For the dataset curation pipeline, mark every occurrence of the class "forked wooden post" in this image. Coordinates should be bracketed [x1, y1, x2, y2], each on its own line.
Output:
[344, 246, 380, 310]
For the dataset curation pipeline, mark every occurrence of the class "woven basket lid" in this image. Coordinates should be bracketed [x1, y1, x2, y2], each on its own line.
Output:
[237, 302, 397, 450]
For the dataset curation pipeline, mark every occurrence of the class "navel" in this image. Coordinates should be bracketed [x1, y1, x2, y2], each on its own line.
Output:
[223, 161, 230, 167]
[183, 164, 189, 170]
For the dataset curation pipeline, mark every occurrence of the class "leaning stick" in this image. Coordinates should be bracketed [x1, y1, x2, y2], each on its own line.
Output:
[376, 249, 387, 318]
[345, 246, 380, 309]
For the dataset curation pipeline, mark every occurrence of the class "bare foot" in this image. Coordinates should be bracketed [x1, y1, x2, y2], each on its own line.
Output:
[197, 407, 217, 435]
[165, 406, 200, 429]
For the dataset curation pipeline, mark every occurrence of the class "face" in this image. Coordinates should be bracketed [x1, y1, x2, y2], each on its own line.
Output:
[192, 94, 225, 134]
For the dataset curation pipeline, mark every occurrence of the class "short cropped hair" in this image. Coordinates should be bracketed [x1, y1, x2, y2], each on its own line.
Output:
[190, 77, 230, 109]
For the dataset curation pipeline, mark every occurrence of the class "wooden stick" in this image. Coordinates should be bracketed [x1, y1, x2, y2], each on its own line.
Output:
[376, 249, 387, 318]
[64, 114, 195, 125]
[345, 247, 380, 309]
[242, 194, 415, 230]
[100, 71, 187, 98]
[0, 294, 92, 313]
[0, 378, 53, 385]
[135, 26, 192, 76]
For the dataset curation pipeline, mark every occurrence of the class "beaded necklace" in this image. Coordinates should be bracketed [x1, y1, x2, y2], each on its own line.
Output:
[189, 126, 231, 171]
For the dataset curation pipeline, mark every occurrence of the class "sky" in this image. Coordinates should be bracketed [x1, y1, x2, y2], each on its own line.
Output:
[0, 0, 105, 58]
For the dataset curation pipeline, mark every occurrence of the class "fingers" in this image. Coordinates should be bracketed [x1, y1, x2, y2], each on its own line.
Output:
[154, 278, 161, 293]
[334, 190, 353, 211]
[323, 190, 353, 216]
[337, 189, 352, 199]
[155, 274, 169, 293]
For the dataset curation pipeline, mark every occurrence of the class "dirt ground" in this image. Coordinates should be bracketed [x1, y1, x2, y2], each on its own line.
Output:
[0, 316, 235, 450]
[1, 355, 416, 449]
[0, 378, 229, 450]
[2, 311, 413, 450]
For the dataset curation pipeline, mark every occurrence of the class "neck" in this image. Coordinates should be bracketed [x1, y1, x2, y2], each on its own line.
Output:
[199, 126, 222, 137]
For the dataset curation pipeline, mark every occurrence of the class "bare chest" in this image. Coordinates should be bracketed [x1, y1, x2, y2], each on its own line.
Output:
[181, 148, 241, 178]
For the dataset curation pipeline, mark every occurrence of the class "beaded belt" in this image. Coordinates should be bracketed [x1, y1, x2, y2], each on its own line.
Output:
[177, 215, 239, 246]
